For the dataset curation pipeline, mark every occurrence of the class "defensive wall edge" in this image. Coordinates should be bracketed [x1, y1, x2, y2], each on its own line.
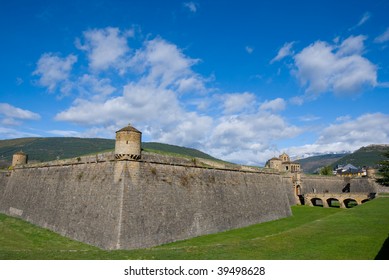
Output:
[0, 153, 292, 250]
[299, 175, 378, 194]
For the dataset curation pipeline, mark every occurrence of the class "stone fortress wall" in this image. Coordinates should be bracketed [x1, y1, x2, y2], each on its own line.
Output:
[0, 124, 380, 249]
[0, 125, 292, 249]
[299, 175, 378, 194]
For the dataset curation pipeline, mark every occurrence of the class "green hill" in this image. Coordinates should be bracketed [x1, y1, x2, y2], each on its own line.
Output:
[298, 153, 348, 173]
[0, 137, 219, 167]
[331, 144, 389, 168]
[297, 144, 389, 173]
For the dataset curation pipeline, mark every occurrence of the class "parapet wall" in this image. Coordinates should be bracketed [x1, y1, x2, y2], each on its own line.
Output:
[118, 161, 291, 249]
[0, 156, 292, 250]
[300, 175, 378, 194]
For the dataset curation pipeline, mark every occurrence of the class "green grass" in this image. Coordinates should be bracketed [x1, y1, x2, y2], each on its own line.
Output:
[1, 198, 388, 260]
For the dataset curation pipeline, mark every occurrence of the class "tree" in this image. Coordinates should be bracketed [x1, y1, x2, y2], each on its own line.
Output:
[376, 150, 389, 187]
[320, 165, 333, 176]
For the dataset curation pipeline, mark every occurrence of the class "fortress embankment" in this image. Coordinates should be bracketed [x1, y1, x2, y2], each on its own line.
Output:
[0, 125, 292, 250]
[0, 124, 381, 250]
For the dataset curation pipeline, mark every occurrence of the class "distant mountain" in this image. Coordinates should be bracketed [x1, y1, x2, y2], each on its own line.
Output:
[297, 144, 389, 173]
[297, 153, 348, 174]
[331, 144, 389, 169]
[0, 137, 220, 167]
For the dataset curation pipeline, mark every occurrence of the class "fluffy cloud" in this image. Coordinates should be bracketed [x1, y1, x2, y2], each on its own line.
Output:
[0, 103, 41, 137]
[293, 35, 377, 95]
[0, 103, 40, 120]
[317, 113, 389, 146]
[56, 37, 206, 127]
[76, 74, 116, 100]
[222, 92, 256, 114]
[130, 37, 204, 92]
[287, 113, 389, 157]
[0, 127, 40, 139]
[50, 28, 303, 164]
[0, 103, 40, 126]
[208, 113, 301, 164]
[33, 53, 77, 92]
[374, 27, 389, 43]
[55, 36, 212, 149]
[259, 98, 286, 112]
[270, 41, 295, 63]
[183, 2, 198, 13]
[32, 26, 388, 166]
[76, 27, 131, 72]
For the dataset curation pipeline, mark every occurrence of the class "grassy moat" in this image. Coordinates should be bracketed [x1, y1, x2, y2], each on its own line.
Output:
[1, 196, 388, 260]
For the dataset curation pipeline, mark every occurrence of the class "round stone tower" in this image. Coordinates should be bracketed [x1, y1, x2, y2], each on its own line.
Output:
[12, 151, 28, 166]
[115, 124, 142, 160]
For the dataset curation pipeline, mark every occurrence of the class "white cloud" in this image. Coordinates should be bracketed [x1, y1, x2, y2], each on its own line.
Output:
[222, 92, 256, 114]
[130, 37, 204, 92]
[287, 113, 389, 158]
[335, 115, 351, 122]
[289, 95, 305, 105]
[357, 12, 371, 27]
[0, 103, 40, 121]
[374, 27, 389, 43]
[270, 41, 295, 63]
[293, 36, 377, 95]
[0, 104, 41, 139]
[317, 113, 389, 146]
[56, 36, 207, 125]
[245, 46, 254, 54]
[76, 74, 116, 100]
[208, 113, 302, 163]
[56, 51, 204, 145]
[337, 35, 366, 56]
[76, 27, 130, 72]
[33, 53, 77, 92]
[183, 2, 198, 13]
[0, 127, 40, 139]
[50, 29, 304, 164]
[259, 98, 286, 112]
[298, 114, 321, 122]
[348, 12, 371, 31]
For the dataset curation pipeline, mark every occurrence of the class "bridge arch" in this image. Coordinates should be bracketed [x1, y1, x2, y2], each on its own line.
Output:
[343, 198, 358, 208]
[311, 198, 323, 207]
[326, 198, 340, 208]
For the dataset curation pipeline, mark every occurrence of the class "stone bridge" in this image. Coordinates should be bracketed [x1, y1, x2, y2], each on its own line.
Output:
[303, 193, 374, 208]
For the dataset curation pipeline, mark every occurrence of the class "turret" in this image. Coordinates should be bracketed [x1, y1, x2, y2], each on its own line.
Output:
[12, 151, 28, 166]
[114, 124, 142, 160]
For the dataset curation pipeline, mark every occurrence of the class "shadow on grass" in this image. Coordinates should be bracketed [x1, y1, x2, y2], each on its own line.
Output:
[375, 235, 389, 260]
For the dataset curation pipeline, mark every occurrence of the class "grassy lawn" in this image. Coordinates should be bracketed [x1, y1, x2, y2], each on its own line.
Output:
[1, 198, 388, 260]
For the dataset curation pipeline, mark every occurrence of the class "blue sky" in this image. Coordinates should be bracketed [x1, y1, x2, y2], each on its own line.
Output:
[1, 0, 389, 165]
